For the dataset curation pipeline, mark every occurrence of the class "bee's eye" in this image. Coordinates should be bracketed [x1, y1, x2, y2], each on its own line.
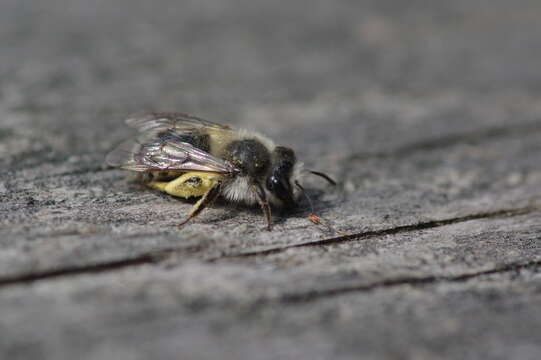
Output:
[266, 175, 280, 190]
[266, 173, 295, 208]
[266, 146, 297, 208]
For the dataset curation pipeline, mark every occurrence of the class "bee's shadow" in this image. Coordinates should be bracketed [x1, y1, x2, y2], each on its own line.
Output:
[159, 184, 336, 226]
[212, 188, 335, 226]
[288, 188, 336, 217]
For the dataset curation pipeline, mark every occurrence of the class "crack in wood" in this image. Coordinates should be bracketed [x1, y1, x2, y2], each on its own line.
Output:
[0, 250, 169, 288]
[227, 205, 541, 259]
[0, 206, 538, 289]
[278, 259, 541, 304]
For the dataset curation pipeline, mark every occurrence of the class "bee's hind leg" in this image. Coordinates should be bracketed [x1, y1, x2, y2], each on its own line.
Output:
[148, 172, 224, 227]
[147, 181, 169, 193]
[149, 172, 219, 199]
[178, 182, 222, 227]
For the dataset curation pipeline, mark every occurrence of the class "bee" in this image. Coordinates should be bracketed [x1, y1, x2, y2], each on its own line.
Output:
[106, 112, 335, 230]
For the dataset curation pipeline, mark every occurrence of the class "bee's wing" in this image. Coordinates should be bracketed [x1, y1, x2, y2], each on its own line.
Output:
[106, 130, 238, 175]
[125, 112, 233, 133]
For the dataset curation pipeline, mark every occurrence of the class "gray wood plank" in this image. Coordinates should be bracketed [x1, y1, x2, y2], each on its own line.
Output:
[1, 0, 541, 359]
[2, 125, 540, 277]
[1, 214, 540, 360]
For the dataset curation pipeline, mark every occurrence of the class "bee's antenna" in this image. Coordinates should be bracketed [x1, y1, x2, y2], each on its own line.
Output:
[306, 170, 337, 186]
[295, 180, 341, 234]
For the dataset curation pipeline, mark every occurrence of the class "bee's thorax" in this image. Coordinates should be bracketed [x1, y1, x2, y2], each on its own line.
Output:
[222, 139, 271, 177]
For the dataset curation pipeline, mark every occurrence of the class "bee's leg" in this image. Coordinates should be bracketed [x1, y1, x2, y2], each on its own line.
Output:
[148, 172, 224, 226]
[148, 172, 221, 199]
[254, 182, 273, 231]
[178, 181, 222, 227]
[147, 181, 169, 193]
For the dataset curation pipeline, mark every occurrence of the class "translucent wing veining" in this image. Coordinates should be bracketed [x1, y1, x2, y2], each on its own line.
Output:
[106, 114, 238, 175]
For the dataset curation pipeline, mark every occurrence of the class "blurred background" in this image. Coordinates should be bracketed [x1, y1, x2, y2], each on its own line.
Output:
[2, 0, 541, 167]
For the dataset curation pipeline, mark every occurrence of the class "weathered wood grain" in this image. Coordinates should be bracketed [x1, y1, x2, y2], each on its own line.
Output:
[1, 0, 541, 359]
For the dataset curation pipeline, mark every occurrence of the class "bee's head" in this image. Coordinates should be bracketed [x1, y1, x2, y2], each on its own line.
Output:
[266, 146, 297, 208]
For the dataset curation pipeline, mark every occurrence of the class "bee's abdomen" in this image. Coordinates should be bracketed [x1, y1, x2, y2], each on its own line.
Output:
[158, 131, 211, 152]
[179, 132, 211, 152]
[223, 139, 271, 176]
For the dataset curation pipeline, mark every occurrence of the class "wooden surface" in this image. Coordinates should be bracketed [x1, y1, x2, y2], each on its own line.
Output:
[1, 1, 541, 359]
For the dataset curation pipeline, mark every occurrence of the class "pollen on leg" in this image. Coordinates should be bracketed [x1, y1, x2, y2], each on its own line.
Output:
[147, 181, 169, 192]
[184, 177, 203, 187]
[162, 172, 224, 199]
